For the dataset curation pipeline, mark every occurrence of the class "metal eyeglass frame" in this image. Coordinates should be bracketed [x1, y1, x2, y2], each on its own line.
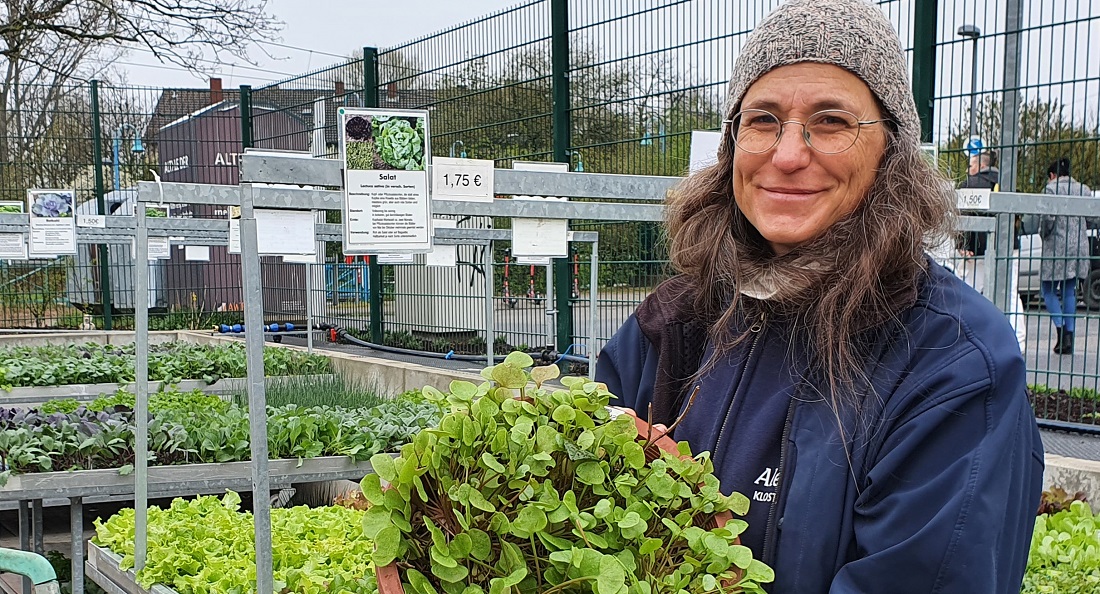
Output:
[722, 109, 890, 154]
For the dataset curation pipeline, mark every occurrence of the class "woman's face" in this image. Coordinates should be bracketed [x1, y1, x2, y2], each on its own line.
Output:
[732, 63, 888, 255]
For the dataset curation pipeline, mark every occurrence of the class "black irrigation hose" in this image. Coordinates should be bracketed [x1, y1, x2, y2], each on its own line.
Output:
[316, 323, 590, 367]
[337, 329, 507, 363]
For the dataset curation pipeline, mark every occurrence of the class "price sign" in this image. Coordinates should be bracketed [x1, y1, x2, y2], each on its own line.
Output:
[432, 157, 494, 202]
[76, 214, 105, 228]
[956, 188, 991, 211]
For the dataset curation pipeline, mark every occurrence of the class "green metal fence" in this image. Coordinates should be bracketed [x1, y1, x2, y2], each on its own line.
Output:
[2, 0, 1100, 421]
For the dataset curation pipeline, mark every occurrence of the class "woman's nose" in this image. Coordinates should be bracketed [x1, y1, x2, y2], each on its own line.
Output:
[771, 124, 813, 171]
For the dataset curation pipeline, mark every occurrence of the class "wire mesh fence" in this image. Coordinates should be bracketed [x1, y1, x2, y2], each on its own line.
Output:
[1, 1, 1099, 423]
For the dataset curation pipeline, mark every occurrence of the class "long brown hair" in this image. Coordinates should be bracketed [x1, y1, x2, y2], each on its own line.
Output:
[666, 124, 955, 409]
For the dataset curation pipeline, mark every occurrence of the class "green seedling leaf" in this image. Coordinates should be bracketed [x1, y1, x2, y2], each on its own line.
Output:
[373, 524, 401, 567]
[451, 533, 473, 559]
[575, 461, 606, 485]
[481, 452, 506, 474]
[407, 569, 439, 594]
[511, 506, 548, 538]
[503, 351, 534, 369]
[552, 404, 576, 424]
[491, 364, 527, 389]
[360, 473, 385, 505]
[371, 453, 397, 483]
[729, 544, 753, 569]
[467, 529, 492, 561]
[361, 507, 392, 539]
[449, 380, 478, 399]
[530, 364, 559, 387]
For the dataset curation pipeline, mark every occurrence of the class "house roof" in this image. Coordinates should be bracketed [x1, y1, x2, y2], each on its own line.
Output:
[146, 85, 438, 147]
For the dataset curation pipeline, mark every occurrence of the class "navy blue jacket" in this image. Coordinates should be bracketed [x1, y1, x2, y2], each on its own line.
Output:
[597, 262, 1044, 594]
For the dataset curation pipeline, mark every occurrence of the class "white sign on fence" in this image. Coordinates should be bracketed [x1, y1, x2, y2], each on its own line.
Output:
[76, 214, 106, 228]
[339, 108, 433, 254]
[184, 245, 211, 261]
[255, 209, 316, 256]
[511, 162, 569, 259]
[689, 130, 723, 173]
[432, 157, 494, 203]
[26, 189, 77, 257]
[957, 188, 992, 211]
[0, 234, 27, 260]
[426, 219, 458, 267]
[148, 236, 171, 260]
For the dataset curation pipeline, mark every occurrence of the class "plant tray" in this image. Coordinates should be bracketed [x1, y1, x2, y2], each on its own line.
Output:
[0, 374, 337, 405]
[0, 455, 381, 502]
[86, 543, 177, 594]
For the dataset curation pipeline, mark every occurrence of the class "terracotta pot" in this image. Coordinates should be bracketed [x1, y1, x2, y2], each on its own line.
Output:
[375, 415, 736, 593]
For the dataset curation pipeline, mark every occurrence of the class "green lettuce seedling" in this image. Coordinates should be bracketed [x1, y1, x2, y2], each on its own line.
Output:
[361, 351, 774, 594]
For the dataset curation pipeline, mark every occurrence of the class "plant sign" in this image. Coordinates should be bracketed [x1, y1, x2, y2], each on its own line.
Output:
[361, 352, 775, 594]
[26, 188, 76, 257]
[339, 107, 433, 255]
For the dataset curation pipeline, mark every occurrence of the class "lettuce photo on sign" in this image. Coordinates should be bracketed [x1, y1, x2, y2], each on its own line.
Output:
[29, 191, 73, 218]
[372, 116, 425, 171]
[344, 114, 377, 171]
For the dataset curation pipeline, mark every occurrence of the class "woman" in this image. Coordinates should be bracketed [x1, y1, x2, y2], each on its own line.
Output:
[1040, 157, 1092, 355]
[596, 0, 1043, 592]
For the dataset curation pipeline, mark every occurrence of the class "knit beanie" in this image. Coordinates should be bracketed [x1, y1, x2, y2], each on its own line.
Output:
[724, 0, 921, 150]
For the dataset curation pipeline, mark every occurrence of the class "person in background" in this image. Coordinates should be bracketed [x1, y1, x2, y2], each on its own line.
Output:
[956, 150, 1028, 353]
[957, 151, 1000, 270]
[596, 0, 1043, 592]
[1040, 157, 1092, 354]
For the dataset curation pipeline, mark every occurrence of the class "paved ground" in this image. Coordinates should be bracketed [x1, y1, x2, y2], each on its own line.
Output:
[1041, 428, 1100, 460]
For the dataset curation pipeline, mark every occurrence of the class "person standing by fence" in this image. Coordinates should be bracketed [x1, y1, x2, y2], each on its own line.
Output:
[1041, 157, 1092, 355]
[955, 151, 1029, 353]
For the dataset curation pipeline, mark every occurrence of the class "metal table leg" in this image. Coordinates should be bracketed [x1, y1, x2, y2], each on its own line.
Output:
[71, 497, 84, 594]
[31, 499, 43, 555]
[18, 500, 30, 594]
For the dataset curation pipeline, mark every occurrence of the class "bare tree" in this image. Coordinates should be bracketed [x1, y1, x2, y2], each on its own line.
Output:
[0, 1, 283, 197]
[0, 0, 281, 69]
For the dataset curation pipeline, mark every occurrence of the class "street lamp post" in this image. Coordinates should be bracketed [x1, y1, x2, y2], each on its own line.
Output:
[958, 24, 981, 140]
[112, 123, 145, 192]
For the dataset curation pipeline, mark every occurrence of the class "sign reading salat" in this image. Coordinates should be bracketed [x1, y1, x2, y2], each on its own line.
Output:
[339, 107, 432, 254]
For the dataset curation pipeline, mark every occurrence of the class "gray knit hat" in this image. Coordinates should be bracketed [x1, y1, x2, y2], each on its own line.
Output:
[724, 0, 921, 149]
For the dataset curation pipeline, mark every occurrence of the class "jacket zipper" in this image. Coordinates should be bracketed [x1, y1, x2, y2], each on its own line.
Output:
[762, 397, 796, 566]
[713, 311, 766, 454]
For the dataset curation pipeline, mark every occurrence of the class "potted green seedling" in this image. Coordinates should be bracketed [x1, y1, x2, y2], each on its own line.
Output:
[360, 352, 774, 594]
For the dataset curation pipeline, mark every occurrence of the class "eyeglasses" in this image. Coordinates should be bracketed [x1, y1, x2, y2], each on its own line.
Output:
[723, 109, 889, 155]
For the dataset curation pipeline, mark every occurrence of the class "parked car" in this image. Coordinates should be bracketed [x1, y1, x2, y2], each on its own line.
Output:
[1017, 230, 1100, 309]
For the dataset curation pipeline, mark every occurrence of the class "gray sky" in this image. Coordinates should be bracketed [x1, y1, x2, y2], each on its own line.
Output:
[118, 0, 520, 88]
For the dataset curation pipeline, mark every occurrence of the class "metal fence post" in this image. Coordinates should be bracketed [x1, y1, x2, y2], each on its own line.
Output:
[911, 0, 937, 143]
[133, 200, 149, 574]
[239, 85, 254, 149]
[551, 0, 574, 361]
[363, 46, 385, 343]
[239, 182, 273, 594]
[90, 80, 112, 330]
[999, 0, 1023, 195]
[992, 0, 1024, 313]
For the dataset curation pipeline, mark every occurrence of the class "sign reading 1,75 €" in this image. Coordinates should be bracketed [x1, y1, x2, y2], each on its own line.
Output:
[339, 107, 433, 254]
[431, 156, 495, 203]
